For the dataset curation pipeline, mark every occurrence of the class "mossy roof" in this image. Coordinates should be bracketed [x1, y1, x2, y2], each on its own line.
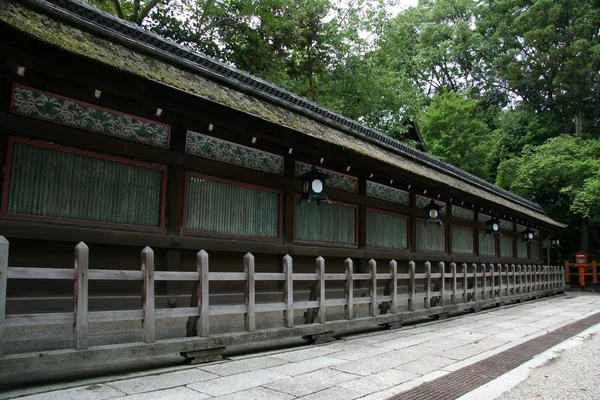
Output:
[0, 0, 566, 228]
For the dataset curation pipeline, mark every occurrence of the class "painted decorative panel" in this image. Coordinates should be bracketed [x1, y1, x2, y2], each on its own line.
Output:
[517, 240, 528, 259]
[499, 219, 514, 231]
[452, 227, 474, 254]
[5, 139, 165, 228]
[451, 206, 474, 221]
[11, 85, 170, 148]
[500, 237, 514, 257]
[186, 131, 283, 175]
[295, 162, 358, 193]
[416, 195, 447, 215]
[366, 181, 409, 205]
[416, 222, 445, 252]
[185, 174, 280, 238]
[367, 210, 408, 249]
[530, 242, 540, 259]
[478, 213, 490, 224]
[478, 231, 496, 256]
[296, 201, 356, 245]
[516, 224, 527, 233]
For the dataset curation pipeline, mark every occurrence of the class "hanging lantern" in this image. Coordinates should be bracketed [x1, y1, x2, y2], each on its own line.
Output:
[297, 166, 331, 205]
[550, 238, 561, 248]
[485, 217, 502, 236]
[522, 228, 536, 243]
[424, 200, 443, 226]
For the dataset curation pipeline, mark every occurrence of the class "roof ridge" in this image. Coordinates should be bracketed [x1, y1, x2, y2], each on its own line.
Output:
[20, 0, 544, 214]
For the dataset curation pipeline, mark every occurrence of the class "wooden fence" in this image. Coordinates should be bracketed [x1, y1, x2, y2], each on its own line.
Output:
[0, 237, 565, 374]
[565, 260, 598, 284]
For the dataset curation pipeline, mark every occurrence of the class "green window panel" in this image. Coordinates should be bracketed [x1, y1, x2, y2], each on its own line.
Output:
[530, 242, 540, 259]
[296, 201, 355, 245]
[517, 240, 528, 259]
[6, 140, 164, 227]
[478, 231, 496, 256]
[452, 227, 474, 254]
[500, 237, 514, 257]
[367, 210, 408, 249]
[185, 175, 280, 238]
[416, 222, 445, 252]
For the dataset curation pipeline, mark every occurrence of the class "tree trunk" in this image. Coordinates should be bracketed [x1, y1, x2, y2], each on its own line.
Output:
[581, 218, 589, 252]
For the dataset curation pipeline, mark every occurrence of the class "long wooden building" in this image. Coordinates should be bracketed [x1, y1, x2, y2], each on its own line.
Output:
[0, 0, 565, 354]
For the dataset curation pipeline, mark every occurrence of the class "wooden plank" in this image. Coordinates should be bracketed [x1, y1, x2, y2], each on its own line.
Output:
[462, 263, 468, 303]
[324, 299, 348, 307]
[156, 307, 200, 319]
[370, 259, 378, 317]
[155, 271, 199, 281]
[73, 242, 89, 351]
[0, 236, 7, 357]
[209, 305, 247, 316]
[390, 260, 398, 313]
[293, 273, 319, 281]
[89, 310, 144, 322]
[293, 301, 320, 309]
[198, 250, 210, 337]
[6, 313, 74, 327]
[324, 274, 347, 280]
[345, 258, 353, 320]
[89, 269, 143, 281]
[255, 303, 287, 312]
[244, 253, 256, 332]
[425, 261, 431, 310]
[397, 273, 411, 279]
[409, 261, 416, 311]
[8, 267, 75, 280]
[317, 257, 326, 324]
[378, 273, 393, 280]
[283, 255, 294, 328]
[353, 297, 373, 305]
[439, 262, 445, 307]
[490, 264, 496, 298]
[482, 263, 487, 300]
[353, 273, 372, 280]
[472, 263, 478, 302]
[141, 247, 156, 343]
[255, 273, 286, 281]
[451, 262, 457, 305]
[209, 272, 247, 281]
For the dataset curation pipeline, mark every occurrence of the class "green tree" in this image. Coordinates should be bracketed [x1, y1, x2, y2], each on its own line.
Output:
[419, 91, 493, 178]
[84, 0, 164, 24]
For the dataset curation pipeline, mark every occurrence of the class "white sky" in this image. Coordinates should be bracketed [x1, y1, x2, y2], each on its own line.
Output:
[388, 0, 419, 16]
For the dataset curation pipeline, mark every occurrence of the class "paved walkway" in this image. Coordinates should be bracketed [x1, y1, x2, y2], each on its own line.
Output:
[2, 292, 600, 400]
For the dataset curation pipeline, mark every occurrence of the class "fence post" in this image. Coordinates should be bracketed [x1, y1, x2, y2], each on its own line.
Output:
[142, 247, 155, 343]
[518, 265, 523, 294]
[451, 262, 457, 305]
[74, 242, 89, 350]
[370, 259, 378, 317]
[425, 261, 431, 309]
[472, 263, 478, 302]
[245, 253, 256, 331]
[504, 264, 509, 296]
[511, 265, 516, 295]
[462, 263, 468, 302]
[0, 236, 8, 357]
[409, 261, 416, 311]
[390, 260, 398, 313]
[439, 262, 445, 307]
[565, 261, 570, 283]
[489, 264, 495, 299]
[345, 258, 354, 320]
[197, 250, 210, 337]
[482, 263, 487, 300]
[497, 264, 503, 298]
[283, 255, 294, 328]
[316, 257, 326, 323]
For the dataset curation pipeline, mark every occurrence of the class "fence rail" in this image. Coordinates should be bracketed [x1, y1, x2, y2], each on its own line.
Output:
[0, 237, 565, 374]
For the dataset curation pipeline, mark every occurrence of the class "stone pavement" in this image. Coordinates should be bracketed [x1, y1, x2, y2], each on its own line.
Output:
[2, 292, 600, 400]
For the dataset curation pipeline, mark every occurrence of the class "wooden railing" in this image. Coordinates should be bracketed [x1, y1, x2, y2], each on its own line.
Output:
[0, 237, 565, 374]
[565, 260, 598, 284]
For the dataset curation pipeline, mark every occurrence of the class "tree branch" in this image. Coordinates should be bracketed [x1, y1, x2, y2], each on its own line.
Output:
[111, 0, 124, 19]
[138, 0, 162, 25]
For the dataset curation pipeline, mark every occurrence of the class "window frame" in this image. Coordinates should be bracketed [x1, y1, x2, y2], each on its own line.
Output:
[415, 218, 447, 254]
[451, 225, 475, 255]
[478, 229, 497, 257]
[294, 195, 358, 248]
[365, 207, 410, 251]
[1, 136, 168, 231]
[182, 171, 284, 241]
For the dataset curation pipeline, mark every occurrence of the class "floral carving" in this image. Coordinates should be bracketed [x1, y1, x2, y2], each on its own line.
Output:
[366, 181, 409, 205]
[11, 85, 170, 148]
[416, 195, 447, 215]
[499, 219, 514, 230]
[451, 206, 474, 221]
[478, 213, 490, 223]
[295, 162, 358, 192]
[186, 131, 283, 175]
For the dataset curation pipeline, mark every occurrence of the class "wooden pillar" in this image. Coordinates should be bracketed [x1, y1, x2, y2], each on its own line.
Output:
[345, 258, 354, 320]
[593, 261, 598, 284]
[197, 250, 209, 337]
[244, 253, 256, 332]
[317, 257, 326, 323]
[370, 259, 378, 317]
[390, 260, 398, 313]
[74, 242, 89, 350]
[451, 262, 457, 305]
[283, 255, 294, 328]
[565, 261, 570, 283]
[142, 247, 155, 343]
[0, 236, 8, 357]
